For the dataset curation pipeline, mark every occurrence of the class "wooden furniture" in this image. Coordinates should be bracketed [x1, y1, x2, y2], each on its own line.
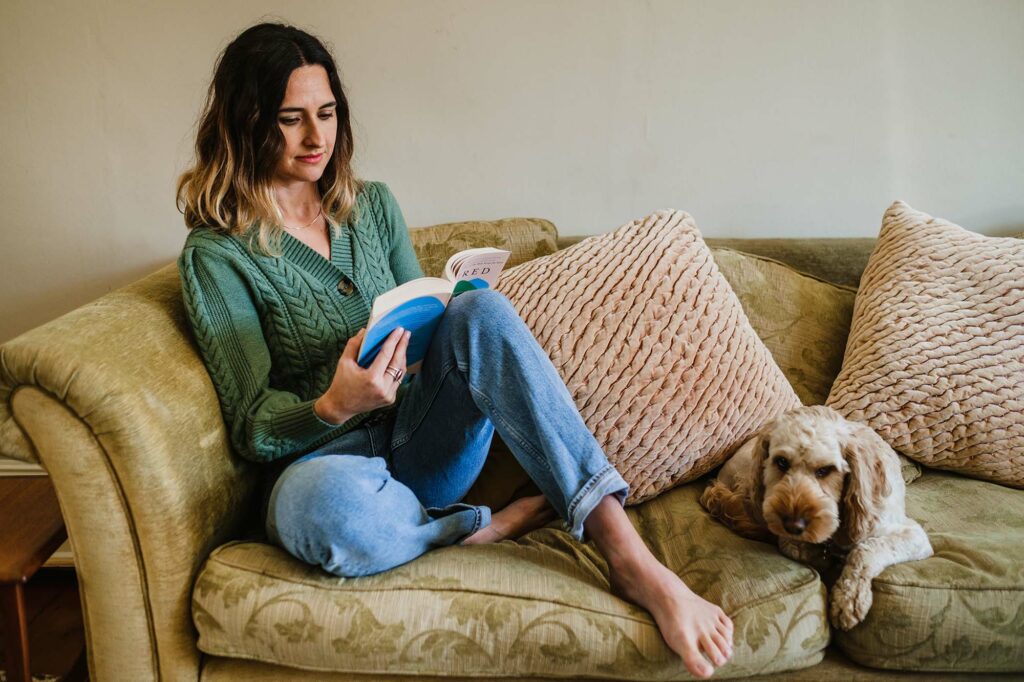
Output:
[0, 476, 81, 682]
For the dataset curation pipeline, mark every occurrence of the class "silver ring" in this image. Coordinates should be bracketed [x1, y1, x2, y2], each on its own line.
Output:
[384, 366, 404, 382]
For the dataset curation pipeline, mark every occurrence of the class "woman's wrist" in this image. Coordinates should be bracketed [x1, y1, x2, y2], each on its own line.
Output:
[314, 395, 354, 425]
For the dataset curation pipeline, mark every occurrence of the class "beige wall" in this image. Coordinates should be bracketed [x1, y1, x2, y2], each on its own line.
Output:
[1, 0, 1022, 343]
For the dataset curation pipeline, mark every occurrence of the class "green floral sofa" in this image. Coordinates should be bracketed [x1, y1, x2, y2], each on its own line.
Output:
[0, 217, 1021, 681]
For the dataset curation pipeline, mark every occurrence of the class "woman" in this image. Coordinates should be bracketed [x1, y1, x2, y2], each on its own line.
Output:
[176, 21, 732, 679]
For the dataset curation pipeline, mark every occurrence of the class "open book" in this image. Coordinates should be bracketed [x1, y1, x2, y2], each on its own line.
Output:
[357, 247, 512, 378]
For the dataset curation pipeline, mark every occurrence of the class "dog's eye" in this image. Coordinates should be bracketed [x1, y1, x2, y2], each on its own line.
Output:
[774, 456, 790, 472]
[815, 465, 836, 478]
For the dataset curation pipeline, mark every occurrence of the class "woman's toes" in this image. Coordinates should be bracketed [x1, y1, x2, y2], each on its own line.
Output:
[716, 618, 732, 641]
[711, 630, 732, 659]
[700, 633, 728, 666]
[682, 648, 714, 679]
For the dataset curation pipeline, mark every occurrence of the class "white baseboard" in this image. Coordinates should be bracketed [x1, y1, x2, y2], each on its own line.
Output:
[44, 539, 75, 568]
[0, 456, 46, 476]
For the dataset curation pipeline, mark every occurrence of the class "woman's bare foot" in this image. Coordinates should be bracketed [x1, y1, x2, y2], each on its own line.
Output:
[607, 554, 733, 678]
[585, 495, 733, 678]
[461, 494, 558, 545]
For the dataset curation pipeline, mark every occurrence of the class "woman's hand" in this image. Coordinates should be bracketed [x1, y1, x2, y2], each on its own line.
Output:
[314, 326, 411, 425]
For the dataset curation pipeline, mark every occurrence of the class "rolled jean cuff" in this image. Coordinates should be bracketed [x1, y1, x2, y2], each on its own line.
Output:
[469, 504, 491, 541]
[425, 502, 491, 544]
[564, 463, 630, 542]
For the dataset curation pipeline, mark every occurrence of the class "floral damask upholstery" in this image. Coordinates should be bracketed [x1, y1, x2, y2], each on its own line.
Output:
[192, 482, 828, 679]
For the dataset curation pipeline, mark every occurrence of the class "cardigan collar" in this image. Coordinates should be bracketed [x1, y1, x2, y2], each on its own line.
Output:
[279, 223, 353, 284]
[276, 187, 372, 290]
[279, 222, 372, 323]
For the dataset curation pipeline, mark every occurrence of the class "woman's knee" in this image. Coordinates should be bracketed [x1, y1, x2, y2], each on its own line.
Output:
[277, 454, 388, 507]
[445, 290, 525, 351]
[270, 454, 408, 576]
[446, 288, 516, 326]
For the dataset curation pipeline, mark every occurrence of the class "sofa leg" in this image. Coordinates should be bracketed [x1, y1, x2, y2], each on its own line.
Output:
[0, 582, 31, 682]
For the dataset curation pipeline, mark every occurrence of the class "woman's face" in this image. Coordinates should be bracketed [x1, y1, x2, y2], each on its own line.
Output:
[272, 64, 338, 186]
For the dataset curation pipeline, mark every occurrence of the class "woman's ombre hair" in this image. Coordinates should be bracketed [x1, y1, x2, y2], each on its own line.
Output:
[176, 21, 361, 255]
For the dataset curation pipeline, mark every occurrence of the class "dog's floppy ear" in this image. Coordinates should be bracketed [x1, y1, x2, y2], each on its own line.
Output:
[699, 430, 774, 541]
[839, 421, 894, 544]
[744, 432, 772, 525]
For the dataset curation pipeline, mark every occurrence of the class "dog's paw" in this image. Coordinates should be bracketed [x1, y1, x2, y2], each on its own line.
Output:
[829, 574, 873, 631]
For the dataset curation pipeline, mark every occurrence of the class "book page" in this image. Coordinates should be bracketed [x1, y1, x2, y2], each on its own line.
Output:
[444, 248, 511, 292]
[358, 245, 510, 374]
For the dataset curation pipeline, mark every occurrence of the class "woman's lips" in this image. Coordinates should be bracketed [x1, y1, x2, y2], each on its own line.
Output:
[297, 153, 324, 164]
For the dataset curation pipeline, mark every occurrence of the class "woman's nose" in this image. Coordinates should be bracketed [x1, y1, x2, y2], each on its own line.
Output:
[305, 123, 325, 148]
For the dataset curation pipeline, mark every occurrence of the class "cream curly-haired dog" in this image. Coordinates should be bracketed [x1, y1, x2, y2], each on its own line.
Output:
[699, 405, 933, 630]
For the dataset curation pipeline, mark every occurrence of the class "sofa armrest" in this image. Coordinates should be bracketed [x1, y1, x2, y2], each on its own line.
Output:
[0, 263, 256, 682]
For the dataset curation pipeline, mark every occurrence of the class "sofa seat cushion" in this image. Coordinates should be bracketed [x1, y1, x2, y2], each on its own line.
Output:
[837, 470, 1024, 672]
[192, 482, 828, 679]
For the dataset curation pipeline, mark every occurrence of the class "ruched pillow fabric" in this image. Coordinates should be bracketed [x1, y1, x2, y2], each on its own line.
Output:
[827, 201, 1024, 488]
[494, 210, 801, 503]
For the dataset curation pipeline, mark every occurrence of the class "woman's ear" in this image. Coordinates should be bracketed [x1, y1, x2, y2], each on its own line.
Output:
[839, 422, 894, 544]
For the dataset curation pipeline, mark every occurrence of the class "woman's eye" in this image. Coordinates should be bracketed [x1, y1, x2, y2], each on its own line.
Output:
[774, 456, 789, 472]
[319, 112, 334, 119]
[815, 466, 835, 478]
[279, 118, 299, 125]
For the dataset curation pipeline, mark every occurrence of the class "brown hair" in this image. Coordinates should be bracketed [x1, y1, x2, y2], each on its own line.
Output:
[176, 21, 361, 255]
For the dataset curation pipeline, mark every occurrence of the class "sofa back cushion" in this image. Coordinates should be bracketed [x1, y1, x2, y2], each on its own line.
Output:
[711, 247, 857, 406]
[704, 237, 876, 289]
[409, 217, 558, 278]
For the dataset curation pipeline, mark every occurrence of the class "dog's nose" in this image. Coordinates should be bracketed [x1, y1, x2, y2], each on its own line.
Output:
[783, 516, 807, 535]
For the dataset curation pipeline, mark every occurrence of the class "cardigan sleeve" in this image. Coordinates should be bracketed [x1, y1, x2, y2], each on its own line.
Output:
[178, 244, 361, 463]
[376, 182, 427, 286]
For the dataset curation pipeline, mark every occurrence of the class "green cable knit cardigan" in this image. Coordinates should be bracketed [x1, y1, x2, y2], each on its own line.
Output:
[178, 181, 425, 464]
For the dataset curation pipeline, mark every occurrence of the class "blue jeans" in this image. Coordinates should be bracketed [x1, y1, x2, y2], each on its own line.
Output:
[265, 288, 630, 577]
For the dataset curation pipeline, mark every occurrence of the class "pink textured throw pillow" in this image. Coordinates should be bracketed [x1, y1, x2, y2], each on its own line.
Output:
[495, 210, 801, 504]
[826, 201, 1024, 488]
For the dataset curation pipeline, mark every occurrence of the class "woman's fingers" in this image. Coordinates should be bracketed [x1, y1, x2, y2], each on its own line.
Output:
[387, 329, 411, 394]
[368, 327, 406, 377]
[394, 328, 410, 373]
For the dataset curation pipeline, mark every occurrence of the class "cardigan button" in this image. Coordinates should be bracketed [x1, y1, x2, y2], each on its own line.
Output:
[338, 277, 355, 296]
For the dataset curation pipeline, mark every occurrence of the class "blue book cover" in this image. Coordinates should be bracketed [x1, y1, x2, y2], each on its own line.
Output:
[357, 247, 511, 377]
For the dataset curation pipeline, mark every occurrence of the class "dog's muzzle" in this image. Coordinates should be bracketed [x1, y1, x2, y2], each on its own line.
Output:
[782, 516, 809, 536]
